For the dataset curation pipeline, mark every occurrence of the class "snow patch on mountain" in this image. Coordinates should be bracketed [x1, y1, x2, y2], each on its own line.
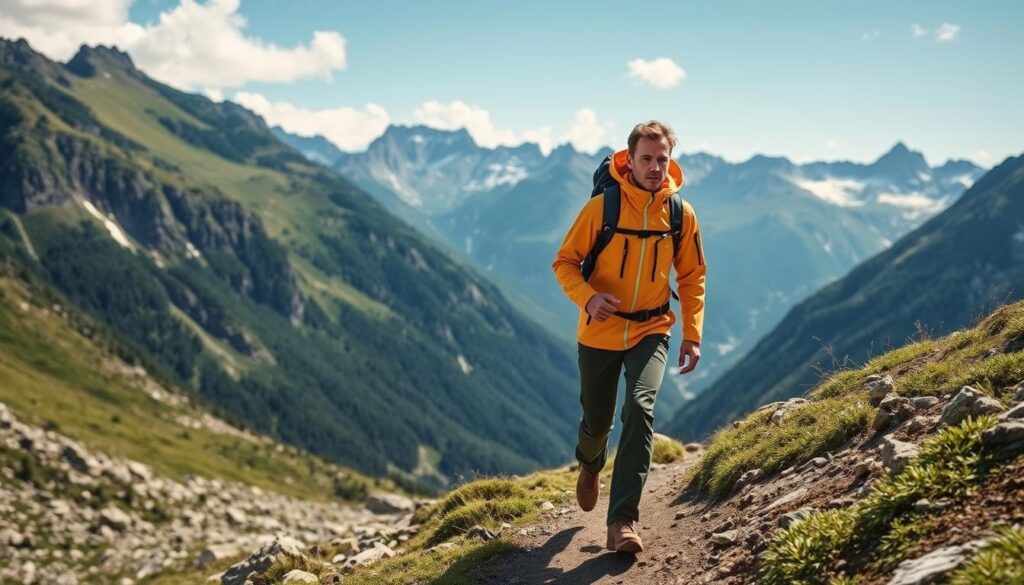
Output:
[81, 200, 135, 251]
[465, 163, 528, 192]
[791, 176, 866, 207]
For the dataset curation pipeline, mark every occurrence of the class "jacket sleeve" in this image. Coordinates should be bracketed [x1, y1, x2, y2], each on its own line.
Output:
[552, 196, 602, 310]
[674, 201, 707, 344]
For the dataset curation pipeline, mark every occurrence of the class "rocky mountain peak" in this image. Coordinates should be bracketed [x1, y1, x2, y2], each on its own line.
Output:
[66, 44, 138, 78]
[870, 141, 930, 181]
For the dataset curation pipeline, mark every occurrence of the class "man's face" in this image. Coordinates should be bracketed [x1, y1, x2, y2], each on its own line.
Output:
[628, 137, 671, 192]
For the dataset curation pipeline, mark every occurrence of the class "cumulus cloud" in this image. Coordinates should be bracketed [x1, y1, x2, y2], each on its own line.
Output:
[627, 57, 686, 89]
[0, 0, 347, 89]
[911, 23, 927, 38]
[935, 22, 960, 42]
[563, 108, 611, 154]
[233, 91, 390, 152]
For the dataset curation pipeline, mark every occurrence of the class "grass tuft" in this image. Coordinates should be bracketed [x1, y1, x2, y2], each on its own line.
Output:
[652, 434, 686, 464]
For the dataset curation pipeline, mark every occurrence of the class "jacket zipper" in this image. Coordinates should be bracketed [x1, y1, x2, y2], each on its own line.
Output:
[651, 239, 659, 282]
[624, 193, 654, 349]
[619, 238, 629, 278]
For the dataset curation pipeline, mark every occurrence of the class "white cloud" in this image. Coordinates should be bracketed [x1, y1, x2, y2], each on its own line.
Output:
[971, 149, 992, 165]
[860, 30, 881, 41]
[563, 108, 611, 154]
[627, 57, 686, 89]
[935, 22, 960, 42]
[233, 91, 390, 152]
[0, 0, 347, 89]
[911, 23, 926, 38]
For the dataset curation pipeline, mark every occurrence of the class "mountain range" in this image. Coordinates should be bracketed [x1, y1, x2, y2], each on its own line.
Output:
[277, 124, 983, 417]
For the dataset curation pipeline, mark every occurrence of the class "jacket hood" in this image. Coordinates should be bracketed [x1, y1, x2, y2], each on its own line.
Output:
[609, 148, 685, 197]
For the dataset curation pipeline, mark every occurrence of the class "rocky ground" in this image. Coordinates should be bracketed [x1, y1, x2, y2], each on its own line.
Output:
[459, 379, 1024, 584]
[0, 401, 425, 584]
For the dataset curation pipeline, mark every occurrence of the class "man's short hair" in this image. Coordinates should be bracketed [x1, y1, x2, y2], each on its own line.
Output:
[627, 121, 677, 156]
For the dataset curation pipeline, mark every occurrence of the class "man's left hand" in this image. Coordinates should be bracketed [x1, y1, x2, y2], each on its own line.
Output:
[678, 341, 701, 375]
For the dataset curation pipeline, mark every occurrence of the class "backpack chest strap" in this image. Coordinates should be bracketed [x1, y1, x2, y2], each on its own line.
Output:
[612, 227, 678, 239]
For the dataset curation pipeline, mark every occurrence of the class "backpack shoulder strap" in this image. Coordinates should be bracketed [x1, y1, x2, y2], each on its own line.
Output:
[580, 185, 620, 282]
[669, 193, 685, 301]
[669, 193, 684, 255]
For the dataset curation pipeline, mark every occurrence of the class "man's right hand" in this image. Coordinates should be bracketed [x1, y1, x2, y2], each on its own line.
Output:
[585, 293, 621, 322]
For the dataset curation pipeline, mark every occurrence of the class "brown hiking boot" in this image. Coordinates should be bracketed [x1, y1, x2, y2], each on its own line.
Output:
[575, 467, 599, 512]
[606, 519, 644, 553]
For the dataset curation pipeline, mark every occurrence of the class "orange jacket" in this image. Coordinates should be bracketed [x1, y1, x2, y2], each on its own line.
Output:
[552, 149, 706, 350]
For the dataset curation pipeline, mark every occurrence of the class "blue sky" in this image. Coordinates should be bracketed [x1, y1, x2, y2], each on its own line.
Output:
[5, 1, 1021, 165]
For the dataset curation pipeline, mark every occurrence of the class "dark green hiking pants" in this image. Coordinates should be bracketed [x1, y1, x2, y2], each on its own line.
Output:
[576, 333, 669, 526]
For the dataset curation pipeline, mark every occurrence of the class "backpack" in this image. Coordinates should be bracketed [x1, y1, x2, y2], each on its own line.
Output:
[580, 154, 685, 300]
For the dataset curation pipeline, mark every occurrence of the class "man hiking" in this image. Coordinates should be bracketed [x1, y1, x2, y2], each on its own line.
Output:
[552, 120, 706, 553]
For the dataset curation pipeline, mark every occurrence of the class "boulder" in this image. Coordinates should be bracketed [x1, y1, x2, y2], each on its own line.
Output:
[220, 538, 307, 585]
[99, 507, 132, 531]
[912, 396, 940, 410]
[346, 542, 395, 568]
[981, 421, 1024, 448]
[866, 375, 895, 404]
[887, 539, 987, 585]
[939, 386, 1004, 427]
[881, 438, 919, 474]
[778, 507, 815, 529]
[710, 530, 738, 546]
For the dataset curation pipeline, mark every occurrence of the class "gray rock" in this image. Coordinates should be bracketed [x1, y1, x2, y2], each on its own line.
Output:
[62, 443, 96, 475]
[224, 507, 247, 526]
[912, 396, 940, 410]
[99, 507, 132, 531]
[221, 539, 306, 585]
[999, 402, 1024, 420]
[539, 501, 555, 511]
[1013, 382, 1024, 403]
[765, 488, 809, 511]
[347, 542, 395, 567]
[981, 421, 1024, 447]
[906, 416, 934, 434]
[466, 525, 496, 542]
[770, 408, 788, 425]
[887, 540, 987, 585]
[872, 408, 894, 431]
[939, 386, 1004, 427]
[778, 507, 815, 529]
[365, 493, 415, 515]
[281, 570, 318, 584]
[811, 457, 828, 468]
[710, 530, 738, 546]
[867, 375, 895, 403]
[881, 438, 919, 474]
[684, 443, 703, 453]
[126, 461, 152, 482]
[0, 402, 13, 428]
